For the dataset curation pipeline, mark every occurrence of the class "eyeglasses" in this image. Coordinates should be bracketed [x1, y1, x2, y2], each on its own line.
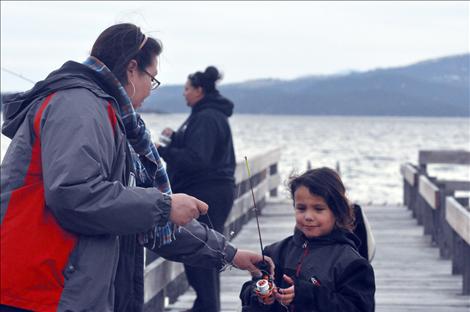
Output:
[143, 69, 161, 90]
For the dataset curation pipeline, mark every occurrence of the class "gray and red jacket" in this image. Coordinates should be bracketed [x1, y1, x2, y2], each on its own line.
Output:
[1, 61, 236, 311]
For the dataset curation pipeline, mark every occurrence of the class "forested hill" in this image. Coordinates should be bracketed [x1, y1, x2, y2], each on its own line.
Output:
[141, 53, 469, 117]
[2, 54, 468, 117]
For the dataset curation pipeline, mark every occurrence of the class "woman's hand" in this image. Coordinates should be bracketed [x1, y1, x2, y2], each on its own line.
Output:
[232, 250, 275, 277]
[275, 274, 295, 306]
[161, 127, 174, 137]
[159, 128, 174, 147]
[169, 193, 208, 226]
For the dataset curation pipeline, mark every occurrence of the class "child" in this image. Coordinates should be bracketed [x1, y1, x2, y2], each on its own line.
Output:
[240, 167, 375, 311]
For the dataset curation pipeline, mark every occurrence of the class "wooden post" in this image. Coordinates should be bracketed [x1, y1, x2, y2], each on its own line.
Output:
[306, 160, 312, 170]
[446, 196, 470, 295]
[463, 243, 470, 295]
[335, 161, 341, 176]
[400, 163, 418, 214]
[451, 197, 470, 276]
[453, 233, 464, 275]
[269, 163, 278, 197]
[415, 192, 424, 226]
[436, 183, 455, 259]
[419, 176, 440, 243]
[403, 177, 409, 207]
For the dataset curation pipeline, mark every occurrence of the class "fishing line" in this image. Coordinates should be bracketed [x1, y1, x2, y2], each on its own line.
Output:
[177, 225, 261, 275]
[280, 301, 289, 311]
[1, 67, 36, 84]
[195, 155, 244, 240]
[174, 160, 246, 272]
[178, 226, 226, 259]
[173, 156, 258, 273]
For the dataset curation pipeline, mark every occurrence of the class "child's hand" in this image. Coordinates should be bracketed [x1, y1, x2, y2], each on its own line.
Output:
[257, 291, 276, 305]
[275, 274, 295, 306]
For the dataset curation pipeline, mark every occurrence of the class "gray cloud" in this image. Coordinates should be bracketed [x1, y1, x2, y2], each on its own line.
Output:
[1, 1, 468, 92]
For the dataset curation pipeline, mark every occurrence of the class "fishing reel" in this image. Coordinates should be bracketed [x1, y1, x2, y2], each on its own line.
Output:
[253, 261, 276, 305]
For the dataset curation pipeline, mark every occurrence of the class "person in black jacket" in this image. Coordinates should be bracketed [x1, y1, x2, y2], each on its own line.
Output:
[240, 167, 375, 312]
[158, 66, 236, 312]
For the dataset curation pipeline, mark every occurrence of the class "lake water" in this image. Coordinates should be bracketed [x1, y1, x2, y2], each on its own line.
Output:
[2, 114, 469, 205]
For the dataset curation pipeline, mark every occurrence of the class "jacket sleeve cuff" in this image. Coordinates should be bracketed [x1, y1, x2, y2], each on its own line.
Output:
[155, 193, 172, 226]
[224, 242, 237, 264]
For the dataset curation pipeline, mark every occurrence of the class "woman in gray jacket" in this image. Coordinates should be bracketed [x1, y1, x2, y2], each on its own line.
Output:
[0, 23, 270, 312]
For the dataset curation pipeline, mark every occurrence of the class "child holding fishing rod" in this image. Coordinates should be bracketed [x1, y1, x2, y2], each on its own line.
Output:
[240, 167, 375, 312]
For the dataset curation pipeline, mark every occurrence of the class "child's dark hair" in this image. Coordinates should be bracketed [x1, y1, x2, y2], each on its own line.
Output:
[188, 66, 222, 94]
[91, 23, 162, 86]
[288, 167, 355, 232]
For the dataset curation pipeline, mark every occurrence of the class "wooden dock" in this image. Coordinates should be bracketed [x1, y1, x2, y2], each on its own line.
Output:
[165, 200, 470, 312]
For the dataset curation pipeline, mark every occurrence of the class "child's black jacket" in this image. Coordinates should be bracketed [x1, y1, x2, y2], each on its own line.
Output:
[240, 228, 375, 312]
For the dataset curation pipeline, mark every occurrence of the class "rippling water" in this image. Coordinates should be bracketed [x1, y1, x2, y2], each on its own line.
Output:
[2, 114, 469, 204]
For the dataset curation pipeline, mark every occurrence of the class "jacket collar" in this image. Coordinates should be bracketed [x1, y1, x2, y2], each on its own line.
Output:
[191, 90, 234, 117]
[292, 227, 360, 251]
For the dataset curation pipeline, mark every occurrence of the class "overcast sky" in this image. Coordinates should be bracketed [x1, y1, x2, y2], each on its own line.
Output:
[1, 1, 468, 92]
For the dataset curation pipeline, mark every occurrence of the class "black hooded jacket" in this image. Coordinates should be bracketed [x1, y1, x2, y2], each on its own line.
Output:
[240, 229, 376, 312]
[158, 91, 236, 192]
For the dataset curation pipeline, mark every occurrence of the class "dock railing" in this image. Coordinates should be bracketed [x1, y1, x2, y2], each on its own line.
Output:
[400, 149, 470, 294]
[143, 148, 282, 311]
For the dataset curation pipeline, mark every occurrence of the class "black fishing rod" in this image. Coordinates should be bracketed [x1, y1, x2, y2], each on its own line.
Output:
[245, 156, 276, 304]
[244, 156, 265, 262]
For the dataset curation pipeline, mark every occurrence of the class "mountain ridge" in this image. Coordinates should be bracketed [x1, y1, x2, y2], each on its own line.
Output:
[1, 54, 468, 117]
[141, 53, 469, 117]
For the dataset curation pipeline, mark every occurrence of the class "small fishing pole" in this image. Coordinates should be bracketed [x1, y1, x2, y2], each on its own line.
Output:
[1, 67, 36, 84]
[244, 156, 265, 263]
[245, 156, 277, 305]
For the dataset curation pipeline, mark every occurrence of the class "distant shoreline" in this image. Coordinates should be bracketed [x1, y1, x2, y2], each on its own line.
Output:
[2, 53, 469, 118]
[139, 111, 470, 119]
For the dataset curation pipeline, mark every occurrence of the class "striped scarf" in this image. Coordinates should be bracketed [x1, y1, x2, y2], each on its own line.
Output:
[83, 56, 175, 247]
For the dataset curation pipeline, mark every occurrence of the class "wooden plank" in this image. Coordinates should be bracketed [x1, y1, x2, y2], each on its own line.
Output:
[268, 172, 281, 192]
[234, 148, 281, 183]
[226, 179, 268, 225]
[419, 150, 470, 166]
[144, 257, 185, 302]
[400, 163, 418, 186]
[446, 196, 470, 244]
[436, 180, 470, 192]
[419, 176, 440, 210]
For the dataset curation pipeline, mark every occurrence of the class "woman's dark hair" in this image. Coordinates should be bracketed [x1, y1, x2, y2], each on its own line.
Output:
[91, 23, 162, 85]
[188, 66, 222, 94]
[288, 167, 355, 232]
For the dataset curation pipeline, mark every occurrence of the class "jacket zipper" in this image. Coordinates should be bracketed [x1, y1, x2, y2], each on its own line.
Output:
[289, 241, 310, 312]
[296, 241, 310, 277]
